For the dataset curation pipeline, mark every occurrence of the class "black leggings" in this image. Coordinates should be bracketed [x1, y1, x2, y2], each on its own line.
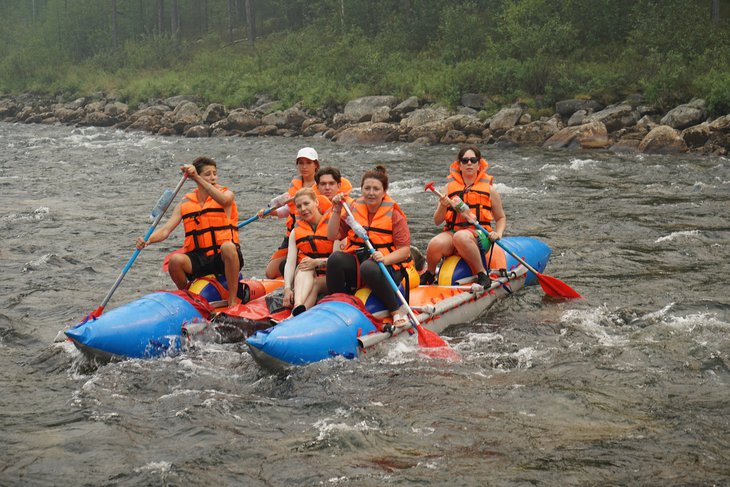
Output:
[326, 251, 405, 312]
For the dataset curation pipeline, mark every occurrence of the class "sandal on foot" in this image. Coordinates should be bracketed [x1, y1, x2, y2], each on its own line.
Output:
[392, 313, 410, 328]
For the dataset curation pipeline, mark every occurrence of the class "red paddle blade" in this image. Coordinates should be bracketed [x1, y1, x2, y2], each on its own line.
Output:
[415, 325, 461, 361]
[162, 248, 185, 273]
[537, 273, 582, 299]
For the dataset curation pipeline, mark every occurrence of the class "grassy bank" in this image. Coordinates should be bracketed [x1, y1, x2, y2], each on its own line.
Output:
[2, 1, 730, 116]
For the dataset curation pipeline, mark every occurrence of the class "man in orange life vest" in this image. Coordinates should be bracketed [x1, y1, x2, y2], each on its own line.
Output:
[136, 157, 243, 307]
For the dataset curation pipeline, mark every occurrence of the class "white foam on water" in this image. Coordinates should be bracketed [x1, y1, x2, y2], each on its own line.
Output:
[313, 419, 379, 442]
[134, 461, 172, 475]
[560, 306, 630, 347]
[662, 312, 729, 334]
[568, 157, 598, 170]
[654, 230, 701, 243]
[492, 181, 530, 195]
[1, 206, 49, 224]
[377, 340, 421, 365]
[22, 253, 55, 272]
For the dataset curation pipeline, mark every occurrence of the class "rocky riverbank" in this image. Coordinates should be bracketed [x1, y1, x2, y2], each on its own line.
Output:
[1, 92, 729, 155]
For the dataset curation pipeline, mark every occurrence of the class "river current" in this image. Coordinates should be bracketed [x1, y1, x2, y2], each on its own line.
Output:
[1, 123, 729, 486]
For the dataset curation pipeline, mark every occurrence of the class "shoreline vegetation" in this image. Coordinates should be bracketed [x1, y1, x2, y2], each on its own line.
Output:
[1, 1, 729, 155]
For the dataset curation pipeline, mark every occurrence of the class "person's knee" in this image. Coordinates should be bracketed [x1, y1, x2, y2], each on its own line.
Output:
[360, 259, 380, 283]
[168, 254, 188, 272]
[327, 251, 348, 270]
[453, 230, 476, 247]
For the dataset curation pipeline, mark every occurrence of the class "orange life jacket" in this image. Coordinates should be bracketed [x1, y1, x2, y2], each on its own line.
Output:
[344, 195, 413, 271]
[284, 176, 352, 234]
[181, 187, 239, 256]
[293, 212, 334, 263]
[443, 158, 494, 232]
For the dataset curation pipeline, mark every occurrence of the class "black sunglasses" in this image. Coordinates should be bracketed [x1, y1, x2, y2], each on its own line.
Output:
[460, 157, 479, 164]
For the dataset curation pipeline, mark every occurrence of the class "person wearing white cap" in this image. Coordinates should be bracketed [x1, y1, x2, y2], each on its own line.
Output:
[261, 147, 321, 279]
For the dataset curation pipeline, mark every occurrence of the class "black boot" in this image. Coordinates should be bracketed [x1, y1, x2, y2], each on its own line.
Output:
[475, 272, 491, 288]
[420, 270, 435, 285]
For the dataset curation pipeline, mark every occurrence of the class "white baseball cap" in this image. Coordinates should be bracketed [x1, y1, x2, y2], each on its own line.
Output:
[296, 147, 318, 161]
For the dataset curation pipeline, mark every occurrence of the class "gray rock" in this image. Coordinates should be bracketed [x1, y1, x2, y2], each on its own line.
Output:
[334, 122, 400, 144]
[371, 106, 392, 124]
[440, 130, 467, 145]
[392, 96, 420, 116]
[184, 125, 210, 138]
[173, 101, 202, 126]
[638, 125, 688, 154]
[343, 96, 399, 123]
[446, 114, 484, 135]
[400, 106, 449, 131]
[104, 101, 129, 118]
[661, 99, 707, 130]
[681, 123, 711, 148]
[226, 108, 261, 131]
[244, 125, 278, 136]
[261, 106, 307, 129]
[302, 123, 330, 137]
[407, 119, 455, 142]
[81, 111, 115, 127]
[709, 115, 730, 131]
[543, 121, 609, 149]
[65, 97, 88, 110]
[503, 119, 561, 146]
[489, 106, 523, 132]
[567, 109, 587, 126]
[585, 104, 639, 132]
[203, 103, 228, 124]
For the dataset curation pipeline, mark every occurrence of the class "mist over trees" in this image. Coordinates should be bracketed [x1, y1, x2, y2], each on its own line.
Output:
[1, 0, 729, 114]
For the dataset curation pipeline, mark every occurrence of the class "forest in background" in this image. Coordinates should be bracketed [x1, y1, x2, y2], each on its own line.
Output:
[1, 0, 730, 116]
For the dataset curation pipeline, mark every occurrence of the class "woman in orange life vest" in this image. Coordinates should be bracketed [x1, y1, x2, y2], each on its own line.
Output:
[135, 157, 243, 307]
[259, 148, 352, 278]
[421, 146, 506, 288]
[326, 165, 413, 328]
[282, 188, 344, 316]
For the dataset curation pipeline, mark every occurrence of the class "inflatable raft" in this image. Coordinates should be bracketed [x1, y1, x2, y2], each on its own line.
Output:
[246, 236, 551, 371]
[64, 276, 285, 361]
[65, 236, 551, 365]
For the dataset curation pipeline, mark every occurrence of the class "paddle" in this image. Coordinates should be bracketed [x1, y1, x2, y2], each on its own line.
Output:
[341, 201, 458, 357]
[78, 174, 189, 324]
[161, 195, 294, 272]
[424, 181, 582, 300]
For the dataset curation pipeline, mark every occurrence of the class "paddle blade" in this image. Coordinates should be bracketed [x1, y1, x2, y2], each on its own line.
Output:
[537, 273, 582, 299]
[415, 324, 461, 361]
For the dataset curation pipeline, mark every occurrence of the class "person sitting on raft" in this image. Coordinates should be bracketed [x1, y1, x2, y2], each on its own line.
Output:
[421, 146, 506, 288]
[326, 165, 413, 328]
[259, 148, 352, 278]
[260, 147, 320, 279]
[136, 157, 243, 307]
[282, 188, 343, 316]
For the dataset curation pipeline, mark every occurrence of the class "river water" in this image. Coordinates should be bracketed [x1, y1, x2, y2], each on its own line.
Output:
[1, 122, 729, 486]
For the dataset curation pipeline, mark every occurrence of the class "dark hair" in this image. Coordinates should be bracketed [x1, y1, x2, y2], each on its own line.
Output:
[361, 165, 388, 192]
[315, 166, 342, 184]
[193, 156, 217, 174]
[457, 146, 481, 161]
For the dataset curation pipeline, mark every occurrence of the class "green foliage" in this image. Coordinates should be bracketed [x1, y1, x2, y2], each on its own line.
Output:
[0, 0, 729, 115]
[695, 68, 730, 116]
